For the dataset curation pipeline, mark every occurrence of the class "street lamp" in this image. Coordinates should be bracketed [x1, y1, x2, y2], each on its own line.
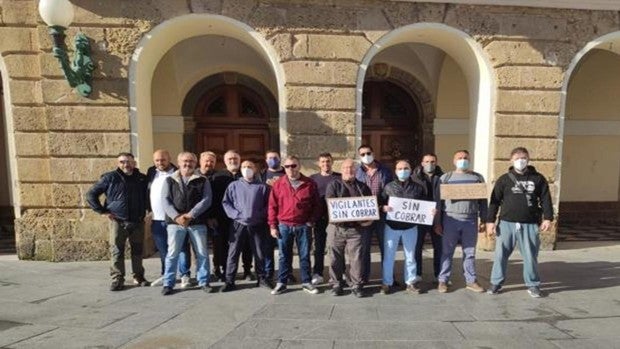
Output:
[38, 0, 95, 97]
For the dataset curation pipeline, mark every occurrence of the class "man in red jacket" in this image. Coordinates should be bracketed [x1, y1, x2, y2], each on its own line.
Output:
[268, 155, 321, 295]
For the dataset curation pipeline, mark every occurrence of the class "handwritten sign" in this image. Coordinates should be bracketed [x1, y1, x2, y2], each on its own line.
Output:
[440, 183, 488, 200]
[327, 196, 380, 223]
[386, 197, 436, 226]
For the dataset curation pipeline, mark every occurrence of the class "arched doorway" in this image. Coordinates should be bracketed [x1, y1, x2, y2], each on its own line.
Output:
[184, 72, 278, 168]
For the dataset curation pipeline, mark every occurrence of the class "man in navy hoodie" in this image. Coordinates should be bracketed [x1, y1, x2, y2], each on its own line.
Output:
[486, 147, 554, 298]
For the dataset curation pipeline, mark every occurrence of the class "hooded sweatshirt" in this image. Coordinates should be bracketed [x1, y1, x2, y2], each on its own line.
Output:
[487, 165, 554, 224]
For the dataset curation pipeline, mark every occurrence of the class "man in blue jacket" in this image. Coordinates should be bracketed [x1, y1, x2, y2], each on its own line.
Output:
[86, 152, 150, 291]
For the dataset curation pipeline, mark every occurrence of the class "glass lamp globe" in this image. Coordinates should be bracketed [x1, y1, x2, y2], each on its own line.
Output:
[38, 0, 75, 28]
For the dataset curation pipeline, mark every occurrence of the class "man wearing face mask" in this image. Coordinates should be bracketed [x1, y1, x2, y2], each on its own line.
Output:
[221, 160, 272, 292]
[487, 147, 553, 298]
[437, 150, 487, 294]
[212, 150, 254, 281]
[262, 150, 286, 186]
[380, 160, 428, 295]
[412, 153, 444, 284]
[355, 145, 393, 283]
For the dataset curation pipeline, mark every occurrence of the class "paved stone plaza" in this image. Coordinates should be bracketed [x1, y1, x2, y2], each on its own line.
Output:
[0, 241, 619, 349]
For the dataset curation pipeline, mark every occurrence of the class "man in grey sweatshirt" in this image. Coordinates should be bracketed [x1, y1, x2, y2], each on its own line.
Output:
[437, 150, 487, 293]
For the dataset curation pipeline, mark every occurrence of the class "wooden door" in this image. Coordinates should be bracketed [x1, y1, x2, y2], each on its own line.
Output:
[362, 80, 422, 169]
[194, 84, 272, 168]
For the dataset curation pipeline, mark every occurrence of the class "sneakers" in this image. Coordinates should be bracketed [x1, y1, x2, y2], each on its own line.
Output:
[150, 276, 164, 287]
[133, 277, 150, 287]
[161, 286, 173, 296]
[380, 284, 391, 295]
[311, 274, 324, 285]
[220, 283, 236, 293]
[407, 282, 422, 294]
[271, 282, 287, 295]
[243, 271, 256, 281]
[466, 281, 485, 293]
[351, 287, 365, 298]
[258, 279, 275, 289]
[527, 286, 543, 298]
[330, 285, 344, 296]
[437, 282, 448, 293]
[110, 279, 124, 291]
[302, 283, 319, 295]
[180, 275, 191, 289]
[487, 284, 502, 295]
[201, 284, 215, 293]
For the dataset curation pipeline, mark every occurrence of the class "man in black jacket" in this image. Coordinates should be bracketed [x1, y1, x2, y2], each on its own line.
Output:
[86, 152, 149, 291]
[486, 147, 554, 298]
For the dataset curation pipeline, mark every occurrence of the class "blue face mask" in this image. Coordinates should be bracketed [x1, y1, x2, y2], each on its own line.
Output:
[267, 158, 280, 170]
[456, 159, 469, 170]
[396, 169, 411, 181]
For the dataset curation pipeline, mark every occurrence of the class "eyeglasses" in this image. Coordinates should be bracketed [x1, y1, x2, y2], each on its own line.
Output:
[359, 152, 372, 156]
[283, 164, 298, 169]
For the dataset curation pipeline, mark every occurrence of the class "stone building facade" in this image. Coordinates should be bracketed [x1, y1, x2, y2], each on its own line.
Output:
[0, 0, 619, 261]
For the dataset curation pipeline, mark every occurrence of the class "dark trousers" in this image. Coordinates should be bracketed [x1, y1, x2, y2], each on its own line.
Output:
[327, 224, 365, 288]
[241, 236, 253, 273]
[109, 220, 145, 281]
[414, 225, 442, 279]
[225, 221, 267, 283]
[362, 218, 385, 282]
[311, 217, 328, 276]
[212, 219, 230, 274]
[264, 234, 276, 280]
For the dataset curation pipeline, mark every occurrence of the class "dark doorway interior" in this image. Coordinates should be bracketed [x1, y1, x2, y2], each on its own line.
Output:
[0, 74, 16, 255]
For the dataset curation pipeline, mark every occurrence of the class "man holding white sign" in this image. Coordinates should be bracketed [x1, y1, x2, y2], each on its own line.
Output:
[325, 159, 374, 297]
[437, 150, 488, 294]
[380, 160, 429, 295]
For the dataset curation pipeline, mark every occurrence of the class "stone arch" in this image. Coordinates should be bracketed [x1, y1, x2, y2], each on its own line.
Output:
[357, 23, 494, 178]
[557, 31, 620, 225]
[364, 64, 436, 155]
[128, 14, 286, 169]
[0, 56, 20, 220]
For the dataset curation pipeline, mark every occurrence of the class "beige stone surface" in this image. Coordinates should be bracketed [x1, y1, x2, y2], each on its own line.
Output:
[8, 80, 43, 105]
[50, 158, 116, 182]
[0, 1, 38, 25]
[287, 86, 356, 110]
[0, 27, 37, 53]
[51, 239, 109, 262]
[494, 114, 559, 137]
[269, 33, 293, 62]
[19, 183, 52, 207]
[71, 0, 189, 26]
[46, 106, 129, 131]
[48, 132, 130, 156]
[292, 34, 371, 61]
[383, 2, 446, 28]
[287, 111, 356, 135]
[287, 134, 355, 159]
[12, 107, 47, 131]
[495, 138, 558, 162]
[41, 79, 128, 105]
[14, 132, 48, 156]
[17, 158, 51, 182]
[283, 61, 358, 86]
[222, 0, 257, 21]
[3, 54, 41, 79]
[496, 66, 564, 89]
[496, 90, 561, 113]
[491, 160, 558, 183]
[51, 184, 85, 207]
[496, 14, 567, 41]
[36, 26, 106, 52]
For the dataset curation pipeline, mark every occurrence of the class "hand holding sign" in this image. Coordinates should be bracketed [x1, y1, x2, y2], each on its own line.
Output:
[385, 197, 436, 225]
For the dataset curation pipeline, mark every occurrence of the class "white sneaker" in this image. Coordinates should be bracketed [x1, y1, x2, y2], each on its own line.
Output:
[180, 275, 191, 289]
[150, 276, 164, 287]
[302, 283, 319, 295]
[311, 274, 324, 285]
[271, 282, 287, 295]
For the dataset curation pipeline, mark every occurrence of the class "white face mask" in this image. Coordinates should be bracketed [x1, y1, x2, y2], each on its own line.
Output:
[513, 159, 528, 171]
[360, 154, 374, 165]
[241, 168, 254, 180]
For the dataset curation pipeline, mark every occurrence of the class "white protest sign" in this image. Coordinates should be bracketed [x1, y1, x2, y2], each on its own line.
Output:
[326, 196, 380, 223]
[385, 197, 436, 226]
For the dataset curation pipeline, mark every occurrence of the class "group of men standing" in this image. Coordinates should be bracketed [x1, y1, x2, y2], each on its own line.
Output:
[87, 145, 553, 298]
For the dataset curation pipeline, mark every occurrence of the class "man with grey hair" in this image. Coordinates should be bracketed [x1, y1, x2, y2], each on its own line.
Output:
[161, 151, 214, 295]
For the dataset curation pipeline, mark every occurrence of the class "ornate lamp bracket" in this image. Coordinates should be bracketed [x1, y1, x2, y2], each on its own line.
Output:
[49, 26, 95, 97]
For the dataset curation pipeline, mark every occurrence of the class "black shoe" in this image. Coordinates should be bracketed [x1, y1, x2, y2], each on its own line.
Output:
[201, 284, 215, 293]
[287, 274, 297, 283]
[257, 279, 274, 289]
[487, 284, 502, 295]
[161, 286, 173, 296]
[243, 271, 256, 281]
[351, 287, 365, 298]
[133, 277, 150, 287]
[220, 283, 236, 293]
[330, 285, 344, 296]
[110, 279, 124, 291]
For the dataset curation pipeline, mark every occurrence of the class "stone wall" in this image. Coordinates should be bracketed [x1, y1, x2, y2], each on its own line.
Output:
[1, 0, 619, 260]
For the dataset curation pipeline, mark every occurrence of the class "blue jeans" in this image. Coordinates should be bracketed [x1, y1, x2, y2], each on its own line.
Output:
[164, 224, 210, 288]
[438, 216, 478, 284]
[490, 220, 541, 287]
[277, 224, 311, 284]
[152, 220, 190, 276]
[382, 224, 418, 286]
